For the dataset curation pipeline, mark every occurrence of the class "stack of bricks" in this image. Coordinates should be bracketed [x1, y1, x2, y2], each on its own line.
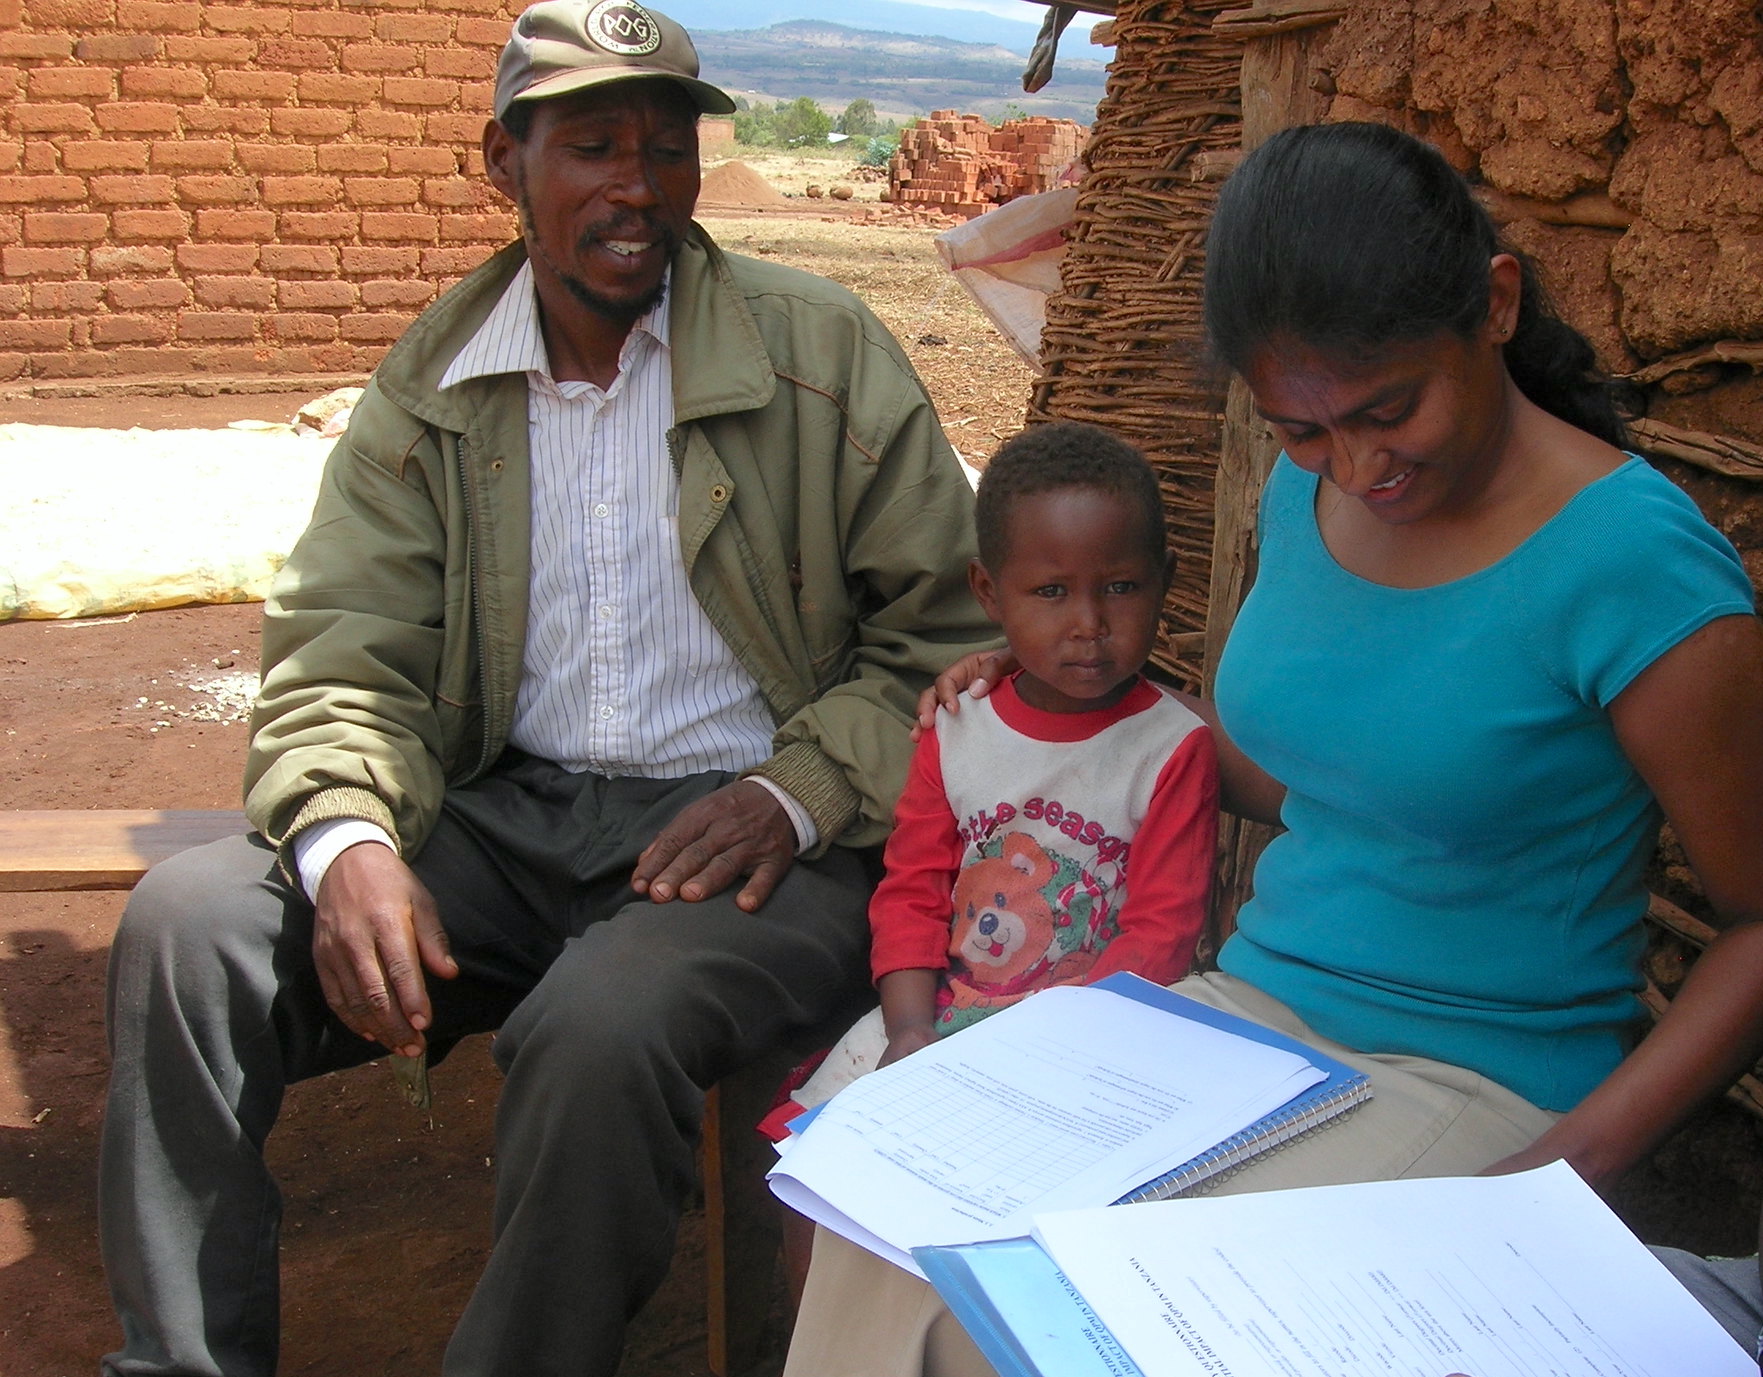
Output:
[0, 0, 526, 387]
[889, 110, 1084, 216]
[989, 116, 1084, 200]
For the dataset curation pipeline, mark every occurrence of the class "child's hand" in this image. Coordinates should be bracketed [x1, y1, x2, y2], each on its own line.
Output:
[878, 1025, 938, 1067]
[911, 649, 1018, 740]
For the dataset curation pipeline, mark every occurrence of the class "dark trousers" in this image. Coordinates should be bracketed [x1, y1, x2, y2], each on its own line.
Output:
[98, 753, 874, 1376]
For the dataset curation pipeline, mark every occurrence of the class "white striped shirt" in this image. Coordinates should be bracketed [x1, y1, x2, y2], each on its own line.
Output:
[441, 260, 782, 779]
[294, 261, 811, 898]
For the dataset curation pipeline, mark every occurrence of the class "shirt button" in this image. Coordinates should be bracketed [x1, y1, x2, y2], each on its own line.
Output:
[599, 705, 615, 720]
[598, 604, 614, 619]
[593, 503, 609, 518]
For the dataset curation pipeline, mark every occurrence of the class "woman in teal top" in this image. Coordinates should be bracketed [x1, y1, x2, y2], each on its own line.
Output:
[1201, 122, 1763, 1181]
[783, 122, 1763, 1377]
[1217, 452, 1754, 1113]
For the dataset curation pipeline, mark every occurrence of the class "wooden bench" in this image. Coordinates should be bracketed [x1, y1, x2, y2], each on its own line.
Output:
[0, 807, 785, 1376]
[0, 809, 248, 892]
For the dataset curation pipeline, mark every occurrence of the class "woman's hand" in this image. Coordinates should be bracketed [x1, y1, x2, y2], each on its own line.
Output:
[1476, 1141, 1576, 1183]
[911, 648, 1017, 740]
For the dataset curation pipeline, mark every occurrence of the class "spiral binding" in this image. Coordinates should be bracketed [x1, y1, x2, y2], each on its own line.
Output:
[1112, 1077, 1374, 1206]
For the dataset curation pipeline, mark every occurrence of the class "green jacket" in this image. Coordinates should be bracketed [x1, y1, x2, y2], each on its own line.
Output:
[245, 227, 993, 864]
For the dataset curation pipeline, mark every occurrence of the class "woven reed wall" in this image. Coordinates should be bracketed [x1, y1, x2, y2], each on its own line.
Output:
[1028, 0, 1244, 686]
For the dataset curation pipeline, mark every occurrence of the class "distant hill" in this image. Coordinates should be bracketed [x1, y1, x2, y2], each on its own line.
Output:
[694, 19, 1108, 125]
[663, 0, 1045, 55]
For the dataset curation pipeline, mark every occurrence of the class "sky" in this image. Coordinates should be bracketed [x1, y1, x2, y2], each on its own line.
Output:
[912, 0, 1046, 24]
[659, 0, 1048, 53]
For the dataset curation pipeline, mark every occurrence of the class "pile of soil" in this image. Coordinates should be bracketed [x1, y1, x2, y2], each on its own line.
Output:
[699, 161, 792, 209]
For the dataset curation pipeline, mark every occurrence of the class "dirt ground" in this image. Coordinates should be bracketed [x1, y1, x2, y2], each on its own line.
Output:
[4, 194, 1761, 1377]
[0, 210, 1029, 1377]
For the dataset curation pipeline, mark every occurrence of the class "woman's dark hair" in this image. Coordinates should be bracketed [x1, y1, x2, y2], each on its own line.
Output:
[975, 420, 1166, 570]
[1203, 121, 1626, 447]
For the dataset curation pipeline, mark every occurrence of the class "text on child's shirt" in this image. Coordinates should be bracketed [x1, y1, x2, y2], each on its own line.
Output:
[959, 798, 1132, 868]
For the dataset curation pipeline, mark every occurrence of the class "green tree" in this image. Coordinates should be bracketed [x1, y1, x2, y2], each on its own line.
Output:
[837, 98, 879, 138]
[998, 101, 1031, 124]
[773, 96, 833, 148]
[733, 101, 775, 147]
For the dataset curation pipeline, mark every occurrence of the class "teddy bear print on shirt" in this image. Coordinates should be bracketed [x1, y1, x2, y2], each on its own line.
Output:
[939, 830, 1115, 1031]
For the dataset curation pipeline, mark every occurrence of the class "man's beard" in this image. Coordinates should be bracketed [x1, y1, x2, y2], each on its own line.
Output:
[516, 183, 677, 326]
[558, 260, 669, 324]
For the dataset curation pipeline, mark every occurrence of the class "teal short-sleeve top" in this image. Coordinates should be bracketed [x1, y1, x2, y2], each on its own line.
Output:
[1215, 455, 1755, 1111]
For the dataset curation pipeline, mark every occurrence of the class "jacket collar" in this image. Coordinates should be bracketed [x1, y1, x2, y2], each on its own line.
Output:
[436, 258, 673, 391]
[370, 223, 777, 432]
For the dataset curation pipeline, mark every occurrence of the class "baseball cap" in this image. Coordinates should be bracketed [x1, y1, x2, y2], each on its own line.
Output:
[494, 1, 737, 120]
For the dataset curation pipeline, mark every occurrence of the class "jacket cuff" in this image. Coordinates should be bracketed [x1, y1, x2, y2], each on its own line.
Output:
[276, 785, 401, 883]
[743, 740, 860, 856]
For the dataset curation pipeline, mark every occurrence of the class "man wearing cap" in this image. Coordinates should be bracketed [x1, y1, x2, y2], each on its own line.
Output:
[96, 4, 991, 1374]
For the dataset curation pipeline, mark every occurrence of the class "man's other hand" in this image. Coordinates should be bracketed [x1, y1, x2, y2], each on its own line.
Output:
[632, 779, 796, 912]
[312, 842, 458, 1057]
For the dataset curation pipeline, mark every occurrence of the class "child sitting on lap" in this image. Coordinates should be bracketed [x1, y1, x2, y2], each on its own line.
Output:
[788, 420, 1221, 1111]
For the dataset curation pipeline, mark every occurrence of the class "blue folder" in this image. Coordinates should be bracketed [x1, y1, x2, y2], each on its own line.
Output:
[913, 1234, 1145, 1377]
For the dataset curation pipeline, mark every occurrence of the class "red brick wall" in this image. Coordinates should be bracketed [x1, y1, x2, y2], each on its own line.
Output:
[0, 0, 527, 385]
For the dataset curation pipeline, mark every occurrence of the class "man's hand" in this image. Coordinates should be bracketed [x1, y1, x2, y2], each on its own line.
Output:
[312, 842, 458, 1057]
[631, 779, 796, 912]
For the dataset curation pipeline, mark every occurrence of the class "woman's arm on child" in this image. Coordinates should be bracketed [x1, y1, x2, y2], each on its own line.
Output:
[912, 648, 1016, 739]
[1165, 690, 1287, 828]
[913, 653, 1289, 827]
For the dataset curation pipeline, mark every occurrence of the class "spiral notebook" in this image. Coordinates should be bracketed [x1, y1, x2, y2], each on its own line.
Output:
[1089, 972, 1372, 1204]
[773, 973, 1372, 1278]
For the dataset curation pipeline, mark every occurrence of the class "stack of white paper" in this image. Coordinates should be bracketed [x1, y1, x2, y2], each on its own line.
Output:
[1031, 1161, 1755, 1377]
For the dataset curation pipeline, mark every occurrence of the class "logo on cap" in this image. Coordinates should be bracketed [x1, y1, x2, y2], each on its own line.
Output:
[587, 0, 662, 56]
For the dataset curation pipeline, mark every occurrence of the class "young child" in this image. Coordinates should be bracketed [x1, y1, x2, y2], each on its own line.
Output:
[788, 419, 1220, 1106]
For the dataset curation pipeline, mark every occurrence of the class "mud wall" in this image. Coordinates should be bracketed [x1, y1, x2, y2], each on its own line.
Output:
[0, 0, 523, 386]
[1028, 0, 1244, 689]
[1318, 0, 1763, 587]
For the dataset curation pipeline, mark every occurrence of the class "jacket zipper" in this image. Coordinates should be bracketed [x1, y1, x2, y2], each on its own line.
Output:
[460, 433, 498, 782]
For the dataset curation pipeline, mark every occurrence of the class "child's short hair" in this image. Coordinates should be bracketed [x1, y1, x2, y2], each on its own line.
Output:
[974, 421, 1166, 570]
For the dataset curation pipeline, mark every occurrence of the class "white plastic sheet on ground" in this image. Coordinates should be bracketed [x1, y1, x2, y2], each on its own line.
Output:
[0, 423, 331, 621]
[935, 187, 1078, 366]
